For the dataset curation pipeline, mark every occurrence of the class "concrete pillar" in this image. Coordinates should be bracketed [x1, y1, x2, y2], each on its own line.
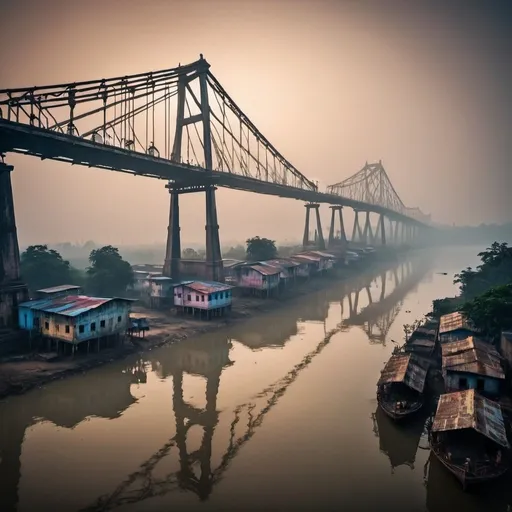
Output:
[378, 213, 386, 246]
[163, 187, 181, 278]
[351, 210, 363, 244]
[328, 205, 347, 250]
[0, 162, 29, 328]
[302, 203, 325, 250]
[199, 61, 223, 282]
[362, 211, 373, 246]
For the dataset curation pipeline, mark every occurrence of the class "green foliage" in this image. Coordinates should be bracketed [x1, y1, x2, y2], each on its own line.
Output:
[246, 237, 278, 262]
[454, 242, 512, 299]
[431, 297, 461, 318]
[86, 245, 134, 296]
[460, 284, 512, 341]
[182, 248, 202, 260]
[224, 245, 246, 260]
[20, 245, 73, 292]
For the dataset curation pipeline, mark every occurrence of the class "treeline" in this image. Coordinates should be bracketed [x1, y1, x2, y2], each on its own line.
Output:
[21, 245, 134, 297]
[432, 242, 512, 340]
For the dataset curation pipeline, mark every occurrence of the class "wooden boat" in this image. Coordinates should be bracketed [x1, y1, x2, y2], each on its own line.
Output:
[429, 389, 510, 490]
[377, 352, 428, 421]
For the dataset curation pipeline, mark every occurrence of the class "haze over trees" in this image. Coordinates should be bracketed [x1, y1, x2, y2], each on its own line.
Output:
[246, 237, 278, 261]
[432, 242, 512, 340]
[20, 245, 74, 292]
[20, 244, 133, 297]
[87, 246, 134, 296]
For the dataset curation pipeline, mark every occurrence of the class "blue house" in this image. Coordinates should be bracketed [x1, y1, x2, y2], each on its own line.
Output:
[438, 311, 480, 343]
[18, 295, 135, 354]
[441, 336, 504, 397]
[173, 280, 233, 319]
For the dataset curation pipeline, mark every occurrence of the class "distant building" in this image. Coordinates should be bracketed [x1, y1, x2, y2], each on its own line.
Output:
[238, 264, 280, 296]
[173, 280, 233, 318]
[18, 295, 135, 353]
[441, 336, 504, 396]
[438, 312, 480, 343]
[147, 276, 174, 308]
[35, 285, 81, 299]
[500, 331, 512, 370]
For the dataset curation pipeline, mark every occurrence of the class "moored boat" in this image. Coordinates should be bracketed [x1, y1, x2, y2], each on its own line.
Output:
[429, 389, 510, 490]
[377, 352, 428, 421]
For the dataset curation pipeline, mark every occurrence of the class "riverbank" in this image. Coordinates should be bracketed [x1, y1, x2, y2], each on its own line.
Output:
[0, 252, 409, 401]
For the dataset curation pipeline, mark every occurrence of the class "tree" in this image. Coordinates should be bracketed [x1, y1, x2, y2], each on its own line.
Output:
[182, 248, 202, 260]
[246, 237, 278, 261]
[454, 242, 512, 299]
[20, 245, 73, 292]
[224, 245, 246, 260]
[460, 284, 512, 341]
[87, 245, 134, 296]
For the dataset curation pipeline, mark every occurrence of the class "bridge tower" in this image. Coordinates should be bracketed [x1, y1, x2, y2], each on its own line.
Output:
[0, 161, 28, 328]
[163, 56, 224, 282]
[351, 210, 364, 244]
[327, 205, 347, 250]
[302, 203, 325, 250]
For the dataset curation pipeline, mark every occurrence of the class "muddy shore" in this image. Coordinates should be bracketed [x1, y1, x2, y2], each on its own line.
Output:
[0, 256, 404, 401]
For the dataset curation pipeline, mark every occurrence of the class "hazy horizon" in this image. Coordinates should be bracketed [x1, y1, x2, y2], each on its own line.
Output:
[2, 0, 511, 247]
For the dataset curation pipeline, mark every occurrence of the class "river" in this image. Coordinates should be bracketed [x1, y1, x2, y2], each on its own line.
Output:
[0, 246, 510, 512]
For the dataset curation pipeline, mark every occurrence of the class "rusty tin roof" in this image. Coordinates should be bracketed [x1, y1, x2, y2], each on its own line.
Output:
[248, 264, 281, 276]
[442, 337, 504, 379]
[377, 353, 428, 393]
[180, 280, 233, 294]
[432, 389, 509, 447]
[439, 312, 479, 335]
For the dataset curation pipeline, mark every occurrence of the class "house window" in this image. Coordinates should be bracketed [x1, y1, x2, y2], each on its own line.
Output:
[56, 324, 60, 332]
[44, 321, 49, 330]
[117, 316, 122, 323]
[201, 295, 204, 302]
[178, 293, 182, 298]
[91, 322, 96, 332]
[65, 325, 70, 334]
[459, 377, 468, 389]
[79, 325, 85, 334]
[187, 294, 191, 301]
[100, 320, 105, 328]
[476, 379, 485, 391]
[196, 295, 199, 301]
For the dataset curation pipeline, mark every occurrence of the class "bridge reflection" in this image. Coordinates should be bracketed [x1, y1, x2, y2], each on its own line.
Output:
[0, 358, 147, 512]
[0, 253, 431, 511]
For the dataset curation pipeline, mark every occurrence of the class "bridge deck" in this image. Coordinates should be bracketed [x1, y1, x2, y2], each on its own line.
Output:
[0, 120, 428, 226]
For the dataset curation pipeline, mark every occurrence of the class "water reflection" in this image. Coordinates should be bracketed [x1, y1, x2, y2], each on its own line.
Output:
[371, 406, 430, 472]
[424, 452, 512, 511]
[0, 251, 435, 511]
[0, 358, 147, 511]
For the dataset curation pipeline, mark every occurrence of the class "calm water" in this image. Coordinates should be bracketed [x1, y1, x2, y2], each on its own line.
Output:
[1, 246, 510, 512]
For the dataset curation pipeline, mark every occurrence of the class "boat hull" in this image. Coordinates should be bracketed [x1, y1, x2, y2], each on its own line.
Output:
[378, 399, 423, 421]
[430, 445, 508, 490]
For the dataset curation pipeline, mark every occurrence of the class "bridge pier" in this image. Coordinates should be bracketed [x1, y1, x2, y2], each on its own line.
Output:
[0, 162, 29, 328]
[362, 211, 373, 246]
[163, 187, 181, 279]
[375, 213, 386, 246]
[302, 203, 325, 250]
[327, 205, 347, 250]
[351, 210, 364, 244]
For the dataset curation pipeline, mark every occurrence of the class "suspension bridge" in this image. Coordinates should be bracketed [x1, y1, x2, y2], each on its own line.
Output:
[0, 56, 432, 325]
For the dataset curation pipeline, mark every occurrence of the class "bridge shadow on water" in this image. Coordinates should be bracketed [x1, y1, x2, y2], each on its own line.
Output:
[3, 252, 510, 511]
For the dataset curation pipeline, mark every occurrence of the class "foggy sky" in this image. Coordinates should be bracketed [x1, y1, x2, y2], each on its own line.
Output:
[1, 0, 511, 247]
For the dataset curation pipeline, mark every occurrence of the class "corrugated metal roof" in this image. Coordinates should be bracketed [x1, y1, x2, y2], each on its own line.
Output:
[290, 255, 318, 264]
[248, 264, 281, 276]
[432, 389, 509, 447]
[265, 258, 300, 268]
[442, 345, 505, 379]
[294, 253, 321, 262]
[19, 295, 134, 317]
[377, 353, 428, 393]
[439, 312, 478, 334]
[302, 250, 336, 259]
[150, 276, 172, 282]
[180, 280, 233, 294]
[259, 262, 291, 278]
[36, 284, 81, 294]
[441, 337, 497, 357]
